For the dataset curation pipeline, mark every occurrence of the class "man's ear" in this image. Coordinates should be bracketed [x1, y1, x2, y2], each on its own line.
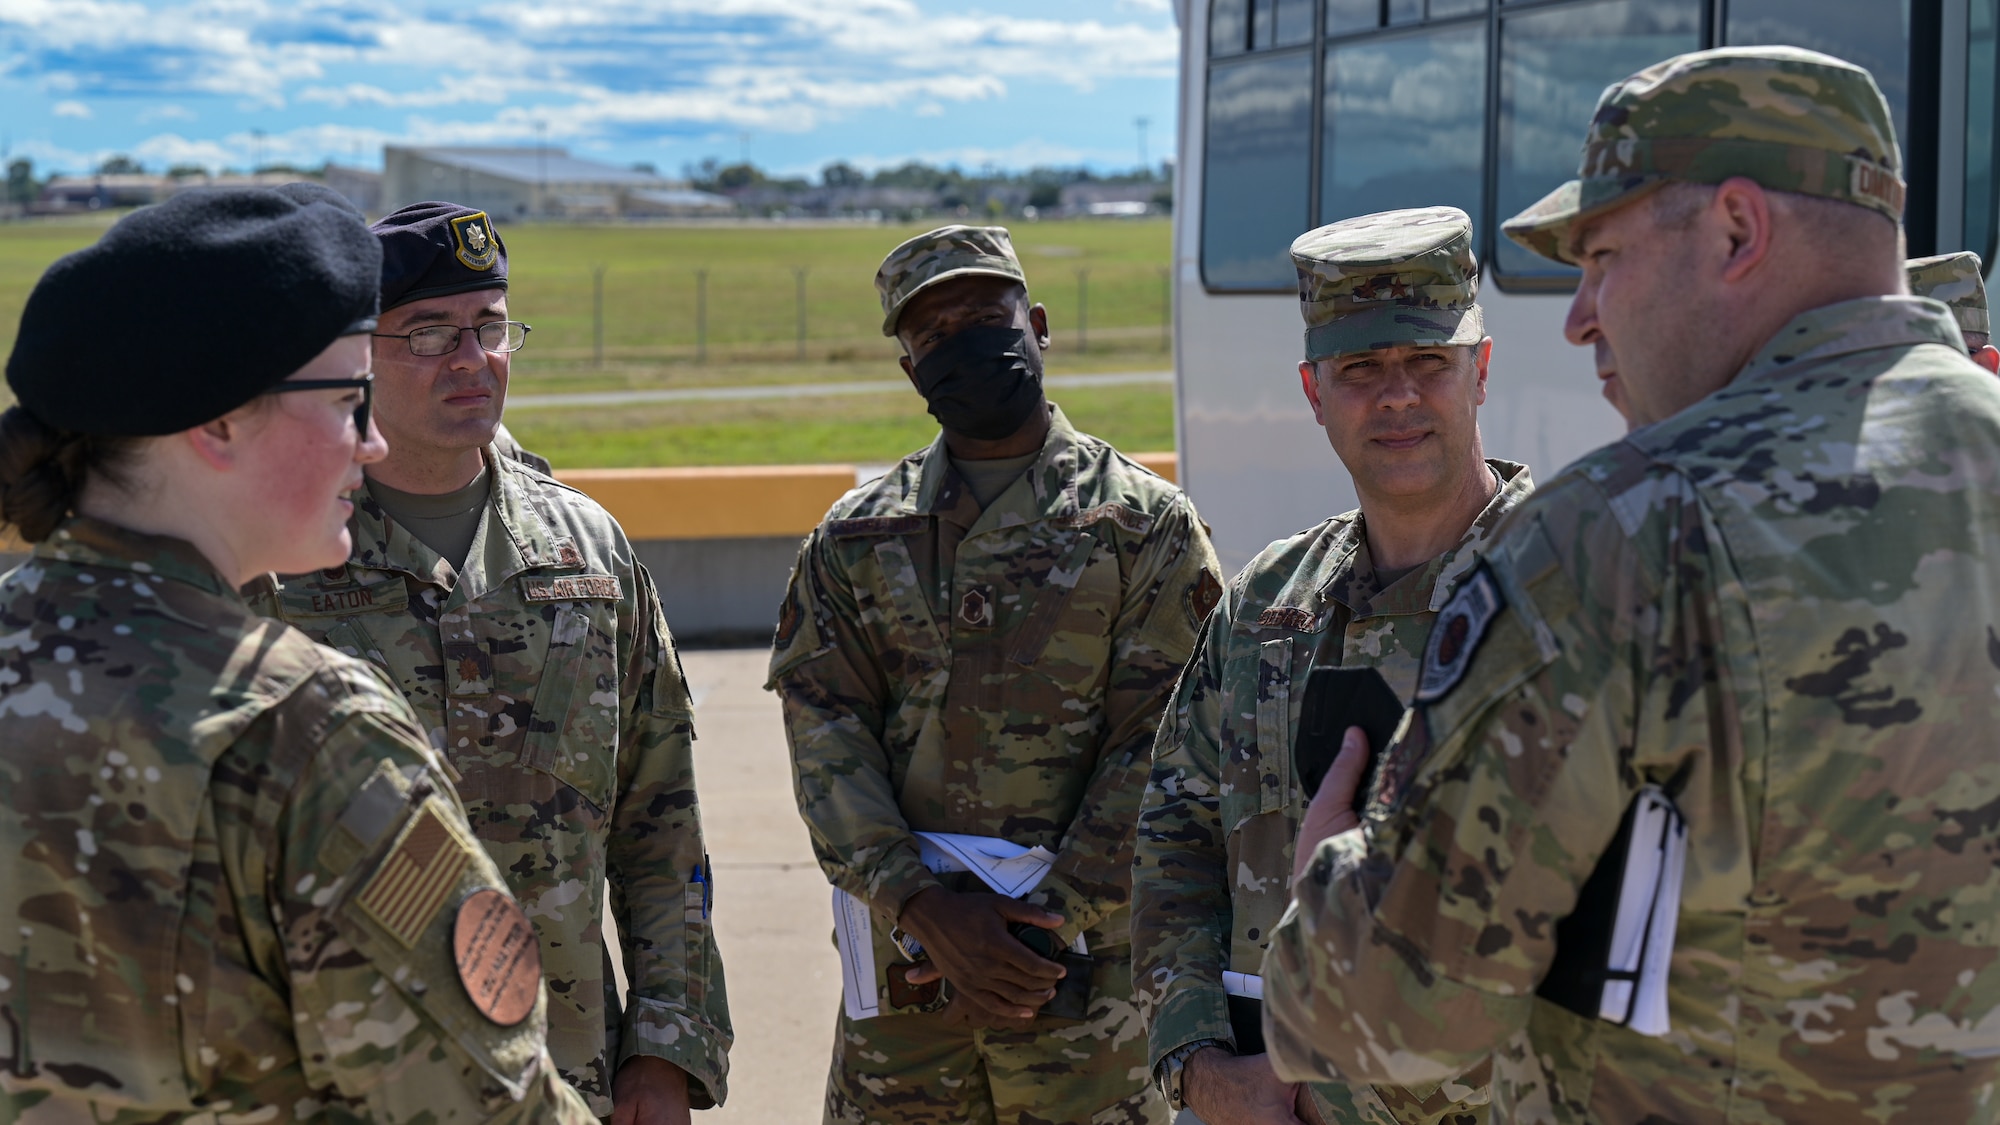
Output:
[1713, 177, 1776, 284]
[1029, 303, 1050, 349]
[1471, 338, 1492, 407]
[1299, 360, 1326, 426]
[1976, 345, 2000, 375]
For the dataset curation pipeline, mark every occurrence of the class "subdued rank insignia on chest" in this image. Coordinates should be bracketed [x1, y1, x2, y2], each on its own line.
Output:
[1186, 569, 1223, 629]
[958, 584, 996, 628]
[1416, 564, 1504, 704]
[450, 211, 500, 271]
[520, 574, 622, 602]
[357, 799, 475, 948]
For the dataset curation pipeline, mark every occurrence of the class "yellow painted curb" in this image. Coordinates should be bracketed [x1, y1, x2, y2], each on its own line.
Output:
[0, 454, 1177, 551]
[557, 454, 1176, 541]
[555, 464, 859, 541]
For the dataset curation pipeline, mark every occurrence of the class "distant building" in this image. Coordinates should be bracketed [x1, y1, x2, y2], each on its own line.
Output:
[38, 174, 171, 211]
[1057, 181, 1168, 217]
[324, 164, 383, 213]
[381, 146, 733, 218]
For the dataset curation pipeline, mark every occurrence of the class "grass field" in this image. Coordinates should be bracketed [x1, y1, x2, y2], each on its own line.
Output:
[0, 215, 1175, 463]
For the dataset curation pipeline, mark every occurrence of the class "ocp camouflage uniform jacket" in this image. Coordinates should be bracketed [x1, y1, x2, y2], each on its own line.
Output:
[1135, 459, 1530, 1124]
[251, 449, 730, 1114]
[0, 518, 593, 1123]
[1264, 297, 2000, 1122]
[768, 405, 1222, 998]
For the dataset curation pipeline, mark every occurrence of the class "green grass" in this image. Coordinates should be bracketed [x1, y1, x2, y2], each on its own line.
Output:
[0, 215, 1177, 465]
[505, 383, 1175, 468]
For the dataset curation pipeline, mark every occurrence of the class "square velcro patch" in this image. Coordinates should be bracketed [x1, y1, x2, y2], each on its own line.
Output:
[357, 799, 475, 947]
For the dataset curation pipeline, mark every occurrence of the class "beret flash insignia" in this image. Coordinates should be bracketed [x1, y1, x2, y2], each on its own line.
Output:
[450, 211, 500, 271]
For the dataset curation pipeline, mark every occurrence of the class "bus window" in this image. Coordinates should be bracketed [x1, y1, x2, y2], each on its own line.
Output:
[1493, 0, 1701, 283]
[1212, 0, 1248, 58]
[1430, 0, 1484, 17]
[1969, 0, 1999, 265]
[1327, 0, 1378, 35]
[1388, 0, 1421, 25]
[1321, 23, 1487, 226]
[1725, 1, 1909, 155]
[1274, 0, 1315, 46]
[1202, 52, 1316, 289]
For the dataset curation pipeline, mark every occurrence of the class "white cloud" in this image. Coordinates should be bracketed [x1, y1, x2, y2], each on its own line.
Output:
[52, 99, 91, 118]
[0, 0, 1180, 170]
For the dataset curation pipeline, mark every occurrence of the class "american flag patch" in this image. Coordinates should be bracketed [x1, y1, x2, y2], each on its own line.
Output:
[358, 800, 474, 948]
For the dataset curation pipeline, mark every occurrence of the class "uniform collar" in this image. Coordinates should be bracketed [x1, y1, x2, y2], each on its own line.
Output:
[346, 446, 579, 595]
[909, 402, 1084, 531]
[34, 515, 238, 602]
[1278, 458, 1533, 627]
[1734, 295, 1968, 388]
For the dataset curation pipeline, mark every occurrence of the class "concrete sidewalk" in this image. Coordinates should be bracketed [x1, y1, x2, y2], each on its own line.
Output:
[681, 646, 842, 1122]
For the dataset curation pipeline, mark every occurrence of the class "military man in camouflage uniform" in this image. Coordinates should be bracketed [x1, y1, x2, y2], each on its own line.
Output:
[1263, 47, 2000, 1122]
[1908, 251, 1998, 371]
[768, 225, 1222, 1124]
[253, 201, 731, 1119]
[1133, 208, 1527, 1125]
[1, 186, 593, 1121]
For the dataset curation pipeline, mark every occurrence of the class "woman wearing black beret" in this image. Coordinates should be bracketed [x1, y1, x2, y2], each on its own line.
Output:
[0, 187, 594, 1122]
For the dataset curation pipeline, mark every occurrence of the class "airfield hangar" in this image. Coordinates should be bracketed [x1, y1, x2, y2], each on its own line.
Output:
[382, 145, 734, 219]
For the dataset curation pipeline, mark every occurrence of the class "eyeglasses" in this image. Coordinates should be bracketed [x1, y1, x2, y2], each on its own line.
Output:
[265, 374, 373, 435]
[373, 321, 532, 357]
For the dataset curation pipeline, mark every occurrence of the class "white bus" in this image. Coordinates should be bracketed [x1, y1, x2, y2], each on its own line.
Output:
[1170, 0, 2000, 571]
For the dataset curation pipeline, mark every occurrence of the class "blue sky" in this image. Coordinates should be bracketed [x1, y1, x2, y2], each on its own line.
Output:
[0, 0, 1183, 180]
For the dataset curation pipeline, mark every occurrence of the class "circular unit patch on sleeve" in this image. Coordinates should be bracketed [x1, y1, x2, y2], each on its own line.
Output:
[452, 887, 544, 1026]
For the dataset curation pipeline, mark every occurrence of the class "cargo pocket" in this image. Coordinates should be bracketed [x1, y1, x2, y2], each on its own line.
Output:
[520, 605, 619, 812]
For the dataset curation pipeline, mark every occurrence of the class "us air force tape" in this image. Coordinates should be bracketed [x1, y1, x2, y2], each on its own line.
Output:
[453, 887, 543, 1026]
[1416, 563, 1504, 703]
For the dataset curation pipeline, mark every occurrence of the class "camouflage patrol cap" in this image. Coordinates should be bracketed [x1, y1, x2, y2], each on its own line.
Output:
[1907, 252, 1988, 337]
[1503, 47, 1904, 265]
[875, 225, 1027, 336]
[1291, 206, 1483, 361]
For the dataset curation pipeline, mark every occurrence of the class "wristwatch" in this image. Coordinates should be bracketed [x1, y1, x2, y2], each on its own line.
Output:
[1155, 1037, 1230, 1110]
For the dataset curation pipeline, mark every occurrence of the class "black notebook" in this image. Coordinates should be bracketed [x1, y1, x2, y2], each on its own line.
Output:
[1293, 664, 1406, 811]
[1535, 785, 1687, 1036]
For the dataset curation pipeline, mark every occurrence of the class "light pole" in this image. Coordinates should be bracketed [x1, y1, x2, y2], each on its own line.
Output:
[1135, 117, 1149, 173]
[536, 120, 548, 215]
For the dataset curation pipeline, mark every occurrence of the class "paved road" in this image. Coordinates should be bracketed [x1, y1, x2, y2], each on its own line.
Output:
[677, 647, 843, 1123]
[505, 369, 1172, 410]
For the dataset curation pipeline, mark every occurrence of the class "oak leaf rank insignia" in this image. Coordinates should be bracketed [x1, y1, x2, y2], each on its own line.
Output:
[449, 211, 500, 271]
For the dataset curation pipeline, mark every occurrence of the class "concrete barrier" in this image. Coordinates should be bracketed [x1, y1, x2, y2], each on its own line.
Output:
[0, 453, 1179, 641]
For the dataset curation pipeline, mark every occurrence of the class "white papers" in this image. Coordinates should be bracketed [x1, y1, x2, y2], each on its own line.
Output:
[832, 831, 1078, 1019]
[1599, 785, 1689, 1036]
[1222, 971, 1263, 1000]
[833, 886, 881, 1020]
[915, 832, 1059, 898]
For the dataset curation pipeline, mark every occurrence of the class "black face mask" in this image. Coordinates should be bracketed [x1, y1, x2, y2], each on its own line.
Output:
[910, 325, 1045, 441]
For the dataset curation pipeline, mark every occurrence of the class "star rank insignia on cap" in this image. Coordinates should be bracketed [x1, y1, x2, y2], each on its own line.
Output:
[1416, 563, 1503, 704]
[449, 211, 500, 271]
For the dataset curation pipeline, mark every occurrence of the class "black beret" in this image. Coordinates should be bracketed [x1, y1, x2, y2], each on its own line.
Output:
[5, 186, 381, 437]
[373, 201, 508, 310]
